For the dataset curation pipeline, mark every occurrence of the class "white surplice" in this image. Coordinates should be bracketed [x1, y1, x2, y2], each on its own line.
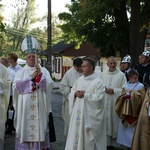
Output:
[60, 67, 83, 136]
[0, 64, 11, 148]
[13, 64, 53, 143]
[65, 73, 106, 150]
[100, 68, 127, 146]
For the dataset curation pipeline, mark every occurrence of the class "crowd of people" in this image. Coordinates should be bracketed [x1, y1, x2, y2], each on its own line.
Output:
[0, 48, 150, 150]
[60, 50, 150, 150]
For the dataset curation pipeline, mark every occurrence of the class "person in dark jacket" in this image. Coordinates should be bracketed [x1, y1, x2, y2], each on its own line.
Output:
[134, 50, 150, 89]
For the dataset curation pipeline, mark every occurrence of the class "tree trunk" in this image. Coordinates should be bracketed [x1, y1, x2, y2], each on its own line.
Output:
[114, 0, 130, 59]
[130, 0, 150, 66]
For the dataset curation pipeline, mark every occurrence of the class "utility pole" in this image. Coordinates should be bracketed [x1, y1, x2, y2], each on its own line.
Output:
[47, 0, 52, 75]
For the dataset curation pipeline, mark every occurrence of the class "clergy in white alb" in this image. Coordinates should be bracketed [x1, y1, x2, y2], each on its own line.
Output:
[0, 57, 16, 134]
[0, 63, 11, 150]
[60, 58, 83, 136]
[13, 53, 53, 150]
[100, 56, 127, 147]
[65, 59, 106, 150]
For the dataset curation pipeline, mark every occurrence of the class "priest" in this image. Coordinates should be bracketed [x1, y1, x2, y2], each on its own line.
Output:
[13, 35, 53, 150]
[100, 56, 127, 149]
[60, 58, 83, 136]
[65, 59, 106, 150]
[0, 63, 11, 150]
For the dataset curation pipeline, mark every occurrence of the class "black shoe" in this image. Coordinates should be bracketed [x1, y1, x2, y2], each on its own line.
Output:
[107, 146, 114, 150]
[5, 130, 9, 135]
[9, 131, 15, 135]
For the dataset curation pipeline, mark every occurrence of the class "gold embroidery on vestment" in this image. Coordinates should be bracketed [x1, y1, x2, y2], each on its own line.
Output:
[31, 95, 36, 100]
[30, 134, 35, 140]
[30, 114, 36, 120]
[31, 104, 36, 110]
[30, 124, 36, 130]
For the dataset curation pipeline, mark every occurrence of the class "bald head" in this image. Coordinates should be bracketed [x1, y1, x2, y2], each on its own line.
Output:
[107, 56, 117, 71]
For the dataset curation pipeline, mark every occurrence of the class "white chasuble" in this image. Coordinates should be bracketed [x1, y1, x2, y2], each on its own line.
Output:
[65, 73, 106, 150]
[100, 68, 127, 140]
[60, 67, 83, 136]
[13, 64, 53, 143]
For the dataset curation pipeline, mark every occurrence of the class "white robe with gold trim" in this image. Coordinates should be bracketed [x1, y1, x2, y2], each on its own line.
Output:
[60, 67, 83, 136]
[100, 68, 127, 146]
[13, 64, 53, 143]
[65, 73, 106, 150]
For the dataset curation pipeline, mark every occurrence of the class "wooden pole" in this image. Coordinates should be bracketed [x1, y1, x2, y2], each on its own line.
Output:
[47, 0, 52, 76]
[35, 50, 41, 150]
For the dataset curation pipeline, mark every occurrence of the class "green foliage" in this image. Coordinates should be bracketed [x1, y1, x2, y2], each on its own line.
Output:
[58, 0, 150, 64]
[1, 0, 62, 58]
[58, 0, 125, 55]
[1, 0, 39, 56]
[0, 4, 6, 46]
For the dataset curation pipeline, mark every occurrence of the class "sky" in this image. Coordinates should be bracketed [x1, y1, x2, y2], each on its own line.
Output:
[35, 0, 71, 16]
[1, 0, 71, 24]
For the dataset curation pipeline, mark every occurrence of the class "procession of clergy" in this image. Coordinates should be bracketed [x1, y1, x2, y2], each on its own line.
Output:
[60, 51, 150, 150]
[0, 46, 150, 150]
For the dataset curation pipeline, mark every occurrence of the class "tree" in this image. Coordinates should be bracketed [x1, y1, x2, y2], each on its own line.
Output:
[1, 0, 62, 58]
[1, 0, 44, 57]
[58, 0, 150, 65]
[0, 2, 6, 45]
[5, 0, 40, 54]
